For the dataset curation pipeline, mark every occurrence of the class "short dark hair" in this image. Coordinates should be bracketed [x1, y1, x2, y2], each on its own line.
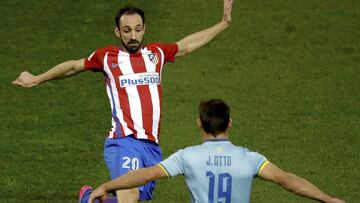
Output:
[199, 99, 230, 136]
[115, 6, 145, 28]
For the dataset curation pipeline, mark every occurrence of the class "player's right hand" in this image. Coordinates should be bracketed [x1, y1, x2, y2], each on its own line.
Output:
[223, 0, 233, 25]
[88, 186, 107, 203]
[12, 71, 38, 88]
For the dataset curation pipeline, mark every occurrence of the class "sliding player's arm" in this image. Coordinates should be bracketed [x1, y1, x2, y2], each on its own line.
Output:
[88, 164, 168, 203]
[12, 58, 85, 88]
[175, 0, 233, 57]
[258, 162, 346, 203]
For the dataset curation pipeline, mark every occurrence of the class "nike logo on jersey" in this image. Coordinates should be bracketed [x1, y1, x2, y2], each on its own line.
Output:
[111, 61, 124, 68]
[119, 72, 160, 88]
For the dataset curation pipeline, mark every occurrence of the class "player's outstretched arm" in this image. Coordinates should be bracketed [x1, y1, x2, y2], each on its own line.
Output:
[175, 0, 233, 57]
[12, 58, 85, 88]
[88, 165, 168, 203]
[259, 162, 346, 203]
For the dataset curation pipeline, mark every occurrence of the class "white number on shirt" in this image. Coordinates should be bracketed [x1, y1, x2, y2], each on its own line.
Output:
[122, 157, 140, 171]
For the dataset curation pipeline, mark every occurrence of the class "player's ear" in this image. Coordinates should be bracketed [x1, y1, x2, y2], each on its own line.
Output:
[228, 118, 232, 129]
[114, 26, 121, 38]
[197, 118, 202, 129]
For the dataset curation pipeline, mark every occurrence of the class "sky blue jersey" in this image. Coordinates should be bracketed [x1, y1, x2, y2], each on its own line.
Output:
[159, 139, 268, 203]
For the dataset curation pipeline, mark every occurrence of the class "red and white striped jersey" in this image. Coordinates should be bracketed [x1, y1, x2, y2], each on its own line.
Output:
[84, 42, 178, 144]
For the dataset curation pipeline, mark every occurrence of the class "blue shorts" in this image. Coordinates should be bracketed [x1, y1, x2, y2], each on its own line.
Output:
[104, 135, 162, 201]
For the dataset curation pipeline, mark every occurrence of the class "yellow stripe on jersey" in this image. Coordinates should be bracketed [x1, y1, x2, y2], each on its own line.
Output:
[257, 161, 270, 175]
[157, 163, 170, 178]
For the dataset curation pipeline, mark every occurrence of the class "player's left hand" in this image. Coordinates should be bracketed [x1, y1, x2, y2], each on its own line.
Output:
[12, 71, 38, 88]
[88, 185, 107, 203]
[223, 0, 233, 24]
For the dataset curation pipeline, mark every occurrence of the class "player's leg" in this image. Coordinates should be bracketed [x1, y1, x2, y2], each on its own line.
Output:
[115, 188, 139, 203]
[137, 139, 163, 201]
[79, 185, 96, 203]
[111, 136, 162, 202]
[104, 136, 143, 203]
[78, 184, 118, 203]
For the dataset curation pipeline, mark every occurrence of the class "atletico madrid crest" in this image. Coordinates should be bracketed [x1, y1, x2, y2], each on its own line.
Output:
[148, 53, 158, 65]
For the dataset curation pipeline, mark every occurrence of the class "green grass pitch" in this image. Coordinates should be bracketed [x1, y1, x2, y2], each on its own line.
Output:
[0, 0, 359, 202]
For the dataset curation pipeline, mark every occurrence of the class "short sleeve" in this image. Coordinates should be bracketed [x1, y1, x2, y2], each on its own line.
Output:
[150, 42, 178, 63]
[84, 46, 112, 71]
[245, 149, 267, 176]
[158, 149, 185, 177]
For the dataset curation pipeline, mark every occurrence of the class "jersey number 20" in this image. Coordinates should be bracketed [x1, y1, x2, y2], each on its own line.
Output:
[122, 157, 140, 171]
[206, 171, 232, 203]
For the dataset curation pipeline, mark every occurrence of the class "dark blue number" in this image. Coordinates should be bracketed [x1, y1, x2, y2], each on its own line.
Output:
[206, 171, 232, 203]
[218, 173, 232, 203]
[206, 171, 215, 203]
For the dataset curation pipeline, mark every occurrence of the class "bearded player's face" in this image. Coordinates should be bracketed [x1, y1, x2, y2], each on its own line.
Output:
[115, 14, 145, 53]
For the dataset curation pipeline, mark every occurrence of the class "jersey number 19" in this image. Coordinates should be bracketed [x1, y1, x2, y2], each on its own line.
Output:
[206, 171, 232, 203]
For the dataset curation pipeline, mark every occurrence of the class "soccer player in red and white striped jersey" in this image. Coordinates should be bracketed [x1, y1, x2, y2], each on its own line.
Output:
[13, 1, 234, 202]
[84, 42, 177, 143]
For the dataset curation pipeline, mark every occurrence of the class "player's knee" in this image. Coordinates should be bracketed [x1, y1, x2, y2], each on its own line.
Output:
[116, 188, 139, 203]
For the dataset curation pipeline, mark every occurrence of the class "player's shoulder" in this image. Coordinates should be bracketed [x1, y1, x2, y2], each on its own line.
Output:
[145, 42, 164, 47]
[144, 42, 161, 50]
[145, 42, 176, 49]
[220, 143, 256, 156]
[234, 145, 254, 153]
[240, 146, 266, 159]
[87, 45, 119, 59]
[225, 143, 249, 155]
[182, 143, 204, 154]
